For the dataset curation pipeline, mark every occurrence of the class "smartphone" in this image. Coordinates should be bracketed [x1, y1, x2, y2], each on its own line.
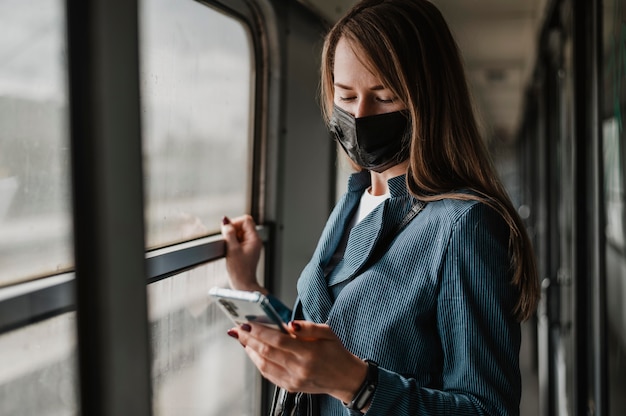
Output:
[208, 287, 288, 333]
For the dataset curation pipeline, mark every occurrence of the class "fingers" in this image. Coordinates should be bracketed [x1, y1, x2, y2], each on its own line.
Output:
[221, 215, 265, 292]
[229, 323, 318, 392]
[221, 215, 261, 246]
[289, 320, 337, 340]
[239, 215, 259, 238]
[226, 322, 364, 397]
[226, 326, 293, 386]
[229, 323, 297, 372]
[244, 344, 295, 389]
[221, 216, 241, 247]
[235, 322, 296, 348]
[228, 322, 335, 370]
[221, 215, 247, 242]
[229, 321, 335, 350]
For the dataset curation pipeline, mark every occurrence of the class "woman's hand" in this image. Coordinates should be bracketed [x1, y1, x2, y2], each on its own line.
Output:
[221, 215, 266, 293]
[228, 320, 368, 404]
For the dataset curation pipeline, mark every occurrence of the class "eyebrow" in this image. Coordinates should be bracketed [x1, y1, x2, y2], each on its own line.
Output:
[334, 82, 385, 91]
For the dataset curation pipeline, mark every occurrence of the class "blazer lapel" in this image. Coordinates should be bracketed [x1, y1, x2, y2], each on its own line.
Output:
[296, 172, 369, 323]
[327, 190, 415, 287]
[296, 173, 415, 323]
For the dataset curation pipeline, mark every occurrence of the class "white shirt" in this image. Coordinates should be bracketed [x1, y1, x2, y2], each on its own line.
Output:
[355, 187, 390, 223]
[323, 187, 390, 278]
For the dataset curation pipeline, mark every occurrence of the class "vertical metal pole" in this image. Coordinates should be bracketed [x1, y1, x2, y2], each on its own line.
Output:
[535, 61, 553, 416]
[588, 0, 608, 413]
[65, 0, 152, 415]
[573, 0, 607, 414]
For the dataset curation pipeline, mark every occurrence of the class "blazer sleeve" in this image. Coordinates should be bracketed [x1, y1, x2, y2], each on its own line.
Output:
[365, 202, 522, 416]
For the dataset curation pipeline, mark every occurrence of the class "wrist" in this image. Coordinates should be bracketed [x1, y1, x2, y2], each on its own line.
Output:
[342, 359, 378, 412]
[330, 358, 367, 404]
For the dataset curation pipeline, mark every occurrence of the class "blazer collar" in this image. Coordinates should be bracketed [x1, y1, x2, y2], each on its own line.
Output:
[345, 170, 409, 197]
[297, 171, 415, 323]
[327, 177, 414, 286]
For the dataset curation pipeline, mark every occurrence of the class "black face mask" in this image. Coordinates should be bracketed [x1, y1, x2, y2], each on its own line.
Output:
[329, 104, 411, 173]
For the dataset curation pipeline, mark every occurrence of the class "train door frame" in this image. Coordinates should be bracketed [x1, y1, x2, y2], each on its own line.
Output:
[527, 0, 607, 414]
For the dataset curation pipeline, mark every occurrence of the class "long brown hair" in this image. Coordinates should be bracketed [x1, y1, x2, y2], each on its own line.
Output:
[320, 0, 539, 321]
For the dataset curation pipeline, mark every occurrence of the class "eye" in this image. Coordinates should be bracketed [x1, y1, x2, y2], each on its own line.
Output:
[376, 97, 395, 104]
[339, 96, 356, 102]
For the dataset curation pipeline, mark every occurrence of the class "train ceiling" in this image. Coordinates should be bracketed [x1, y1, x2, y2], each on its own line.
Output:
[297, 0, 549, 144]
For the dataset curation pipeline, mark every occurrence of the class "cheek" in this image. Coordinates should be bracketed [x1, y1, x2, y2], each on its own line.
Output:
[392, 103, 408, 113]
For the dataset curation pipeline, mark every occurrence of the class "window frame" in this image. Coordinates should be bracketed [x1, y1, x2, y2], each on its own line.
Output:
[0, 227, 271, 334]
[0, 0, 278, 415]
[0, 0, 275, 333]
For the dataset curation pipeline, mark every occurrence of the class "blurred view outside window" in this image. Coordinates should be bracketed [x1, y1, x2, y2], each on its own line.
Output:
[0, 0, 73, 286]
[149, 259, 262, 416]
[140, 0, 253, 249]
[0, 3, 77, 414]
[140, 1, 261, 414]
[603, 0, 626, 412]
[0, 311, 77, 415]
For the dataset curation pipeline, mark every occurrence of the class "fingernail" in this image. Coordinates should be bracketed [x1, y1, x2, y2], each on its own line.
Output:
[290, 321, 301, 331]
[222, 216, 230, 225]
[240, 323, 252, 332]
[227, 329, 238, 339]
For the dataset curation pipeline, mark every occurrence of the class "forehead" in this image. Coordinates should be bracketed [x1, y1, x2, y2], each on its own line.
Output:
[333, 37, 381, 87]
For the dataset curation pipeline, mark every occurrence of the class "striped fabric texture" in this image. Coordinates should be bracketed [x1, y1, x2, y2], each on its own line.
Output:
[289, 171, 521, 415]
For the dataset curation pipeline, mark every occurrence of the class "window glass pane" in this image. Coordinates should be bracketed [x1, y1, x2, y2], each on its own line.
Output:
[140, 0, 253, 249]
[0, 0, 72, 285]
[602, 0, 626, 411]
[0, 313, 77, 415]
[149, 259, 262, 416]
[601, 118, 626, 415]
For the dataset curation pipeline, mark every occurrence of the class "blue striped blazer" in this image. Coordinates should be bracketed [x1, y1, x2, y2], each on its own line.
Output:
[276, 171, 521, 415]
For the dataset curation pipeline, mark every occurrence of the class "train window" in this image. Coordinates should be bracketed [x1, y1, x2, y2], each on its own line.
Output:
[140, 0, 253, 249]
[602, 117, 626, 414]
[603, 0, 626, 411]
[0, 312, 77, 414]
[139, 0, 261, 414]
[603, 119, 624, 250]
[148, 259, 263, 415]
[0, 0, 73, 286]
[0, 2, 78, 414]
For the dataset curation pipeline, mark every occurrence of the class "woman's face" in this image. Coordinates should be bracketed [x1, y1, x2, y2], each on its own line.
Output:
[333, 37, 405, 118]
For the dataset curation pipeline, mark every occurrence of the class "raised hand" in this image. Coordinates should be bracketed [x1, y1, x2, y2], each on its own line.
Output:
[220, 215, 266, 294]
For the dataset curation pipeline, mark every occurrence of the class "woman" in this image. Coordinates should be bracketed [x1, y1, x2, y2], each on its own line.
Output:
[221, 0, 539, 414]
